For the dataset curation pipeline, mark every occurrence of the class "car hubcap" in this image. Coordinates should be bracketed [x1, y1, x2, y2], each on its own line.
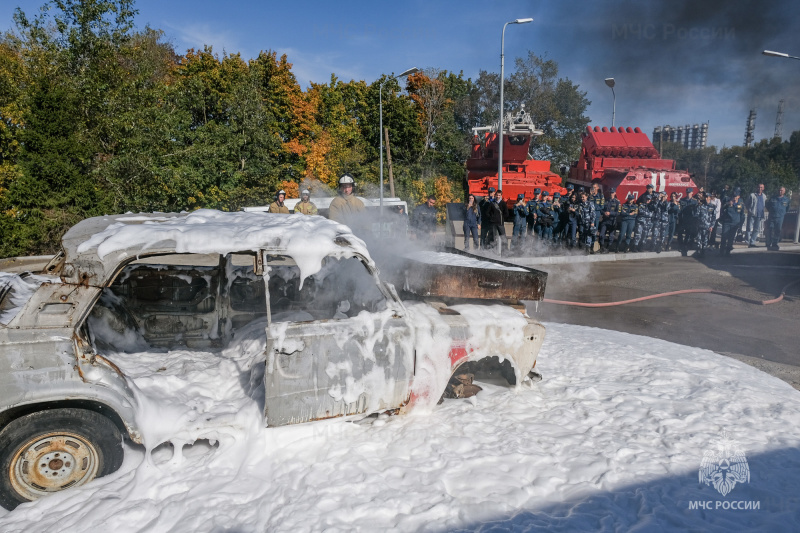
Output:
[10, 432, 100, 501]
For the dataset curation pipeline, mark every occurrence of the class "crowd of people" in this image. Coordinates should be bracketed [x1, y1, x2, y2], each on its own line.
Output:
[265, 173, 792, 259]
[461, 182, 792, 257]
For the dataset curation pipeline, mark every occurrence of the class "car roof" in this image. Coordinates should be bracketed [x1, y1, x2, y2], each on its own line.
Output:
[59, 210, 371, 286]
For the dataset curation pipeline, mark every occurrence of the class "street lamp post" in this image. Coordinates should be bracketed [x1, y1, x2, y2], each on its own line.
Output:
[763, 49, 800, 243]
[498, 17, 533, 192]
[604, 78, 616, 128]
[380, 67, 419, 208]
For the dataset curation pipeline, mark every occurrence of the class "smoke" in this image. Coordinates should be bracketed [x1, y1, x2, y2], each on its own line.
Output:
[535, 0, 800, 144]
[300, 177, 336, 197]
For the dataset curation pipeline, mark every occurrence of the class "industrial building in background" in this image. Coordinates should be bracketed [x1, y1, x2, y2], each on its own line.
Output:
[652, 123, 709, 150]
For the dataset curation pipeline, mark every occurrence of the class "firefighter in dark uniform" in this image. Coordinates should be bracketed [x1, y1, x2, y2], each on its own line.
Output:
[617, 193, 638, 252]
[550, 192, 562, 245]
[512, 194, 528, 252]
[556, 184, 574, 245]
[479, 187, 497, 248]
[536, 193, 556, 243]
[719, 188, 744, 255]
[589, 183, 605, 246]
[413, 195, 438, 241]
[666, 192, 681, 250]
[526, 189, 541, 239]
[637, 183, 656, 204]
[677, 187, 697, 252]
[597, 188, 620, 252]
[534, 191, 550, 238]
[633, 193, 655, 252]
[562, 189, 579, 248]
[766, 187, 790, 251]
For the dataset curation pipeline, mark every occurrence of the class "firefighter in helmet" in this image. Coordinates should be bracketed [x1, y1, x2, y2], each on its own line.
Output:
[294, 189, 318, 215]
[269, 190, 290, 214]
[329, 173, 365, 224]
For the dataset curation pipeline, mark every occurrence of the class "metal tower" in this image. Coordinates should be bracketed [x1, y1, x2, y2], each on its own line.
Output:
[774, 100, 784, 140]
[744, 109, 757, 148]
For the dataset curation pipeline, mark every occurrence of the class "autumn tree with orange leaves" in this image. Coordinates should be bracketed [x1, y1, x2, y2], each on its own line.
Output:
[0, 0, 600, 256]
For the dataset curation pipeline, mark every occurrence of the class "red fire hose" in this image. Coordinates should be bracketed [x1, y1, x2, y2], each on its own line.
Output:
[542, 279, 800, 308]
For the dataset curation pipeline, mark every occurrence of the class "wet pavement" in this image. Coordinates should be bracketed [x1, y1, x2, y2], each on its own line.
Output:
[518, 250, 800, 389]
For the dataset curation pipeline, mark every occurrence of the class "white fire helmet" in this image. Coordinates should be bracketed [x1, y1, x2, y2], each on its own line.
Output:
[301, 189, 310, 197]
[339, 174, 355, 185]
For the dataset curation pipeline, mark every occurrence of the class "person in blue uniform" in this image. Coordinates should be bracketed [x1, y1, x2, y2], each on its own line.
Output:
[617, 193, 638, 252]
[526, 189, 541, 239]
[512, 194, 528, 253]
[589, 183, 605, 246]
[766, 186, 790, 251]
[666, 192, 681, 250]
[463, 193, 481, 250]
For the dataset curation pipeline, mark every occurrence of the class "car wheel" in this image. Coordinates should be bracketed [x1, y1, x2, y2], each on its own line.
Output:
[0, 408, 123, 511]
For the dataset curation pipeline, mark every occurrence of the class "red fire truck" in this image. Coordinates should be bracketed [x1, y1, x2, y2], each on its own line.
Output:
[568, 126, 697, 199]
[466, 107, 566, 207]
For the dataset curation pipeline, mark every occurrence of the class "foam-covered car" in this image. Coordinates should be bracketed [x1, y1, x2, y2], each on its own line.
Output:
[0, 210, 546, 509]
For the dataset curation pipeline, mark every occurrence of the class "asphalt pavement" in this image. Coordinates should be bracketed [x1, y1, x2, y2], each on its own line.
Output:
[514, 249, 800, 390]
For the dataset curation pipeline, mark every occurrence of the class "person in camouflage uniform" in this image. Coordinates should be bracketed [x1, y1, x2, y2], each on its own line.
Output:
[575, 191, 597, 252]
[693, 192, 715, 257]
[652, 191, 670, 253]
[633, 194, 655, 252]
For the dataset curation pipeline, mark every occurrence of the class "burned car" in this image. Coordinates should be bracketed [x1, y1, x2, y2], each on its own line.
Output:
[0, 209, 546, 509]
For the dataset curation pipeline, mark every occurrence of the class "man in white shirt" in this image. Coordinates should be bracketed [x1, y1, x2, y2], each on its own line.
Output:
[708, 190, 721, 248]
[744, 183, 768, 247]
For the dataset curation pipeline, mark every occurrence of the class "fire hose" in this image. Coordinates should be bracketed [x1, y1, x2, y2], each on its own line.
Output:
[542, 278, 800, 308]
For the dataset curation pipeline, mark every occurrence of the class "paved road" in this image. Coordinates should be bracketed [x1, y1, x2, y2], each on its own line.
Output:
[522, 250, 800, 389]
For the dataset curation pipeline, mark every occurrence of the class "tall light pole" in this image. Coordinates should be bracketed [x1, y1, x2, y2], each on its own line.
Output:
[380, 67, 419, 208]
[498, 17, 533, 192]
[763, 49, 800, 243]
[604, 78, 616, 128]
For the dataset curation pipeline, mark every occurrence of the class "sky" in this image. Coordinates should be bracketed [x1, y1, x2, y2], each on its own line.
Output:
[2, 0, 800, 150]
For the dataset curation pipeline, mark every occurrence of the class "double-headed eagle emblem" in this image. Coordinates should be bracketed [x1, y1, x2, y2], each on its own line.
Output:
[699, 433, 750, 496]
